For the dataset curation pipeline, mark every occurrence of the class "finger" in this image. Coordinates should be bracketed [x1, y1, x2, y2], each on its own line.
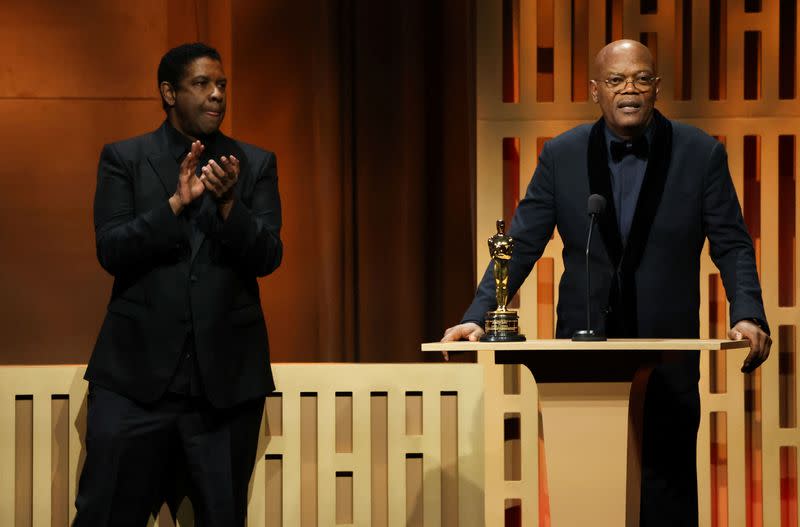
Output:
[468, 327, 484, 341]
[441, 328, 456, 343]
[220, 157, 240, 181]
[180, 151, 194, 172]
[727, 327, 743, 340]
[191, 140, 204, 157]
[758, 334, 772, 364]
[190, 174, 206, 193]
[442, 351, 449, 362]
[201, 165, 224, 195]
[207, 160, 228, 180]
[740, 329, 772, 373]
[741, 354, 757, 373]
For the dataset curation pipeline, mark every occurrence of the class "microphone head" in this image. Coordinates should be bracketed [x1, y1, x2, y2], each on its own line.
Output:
[587, 194, 607, 216]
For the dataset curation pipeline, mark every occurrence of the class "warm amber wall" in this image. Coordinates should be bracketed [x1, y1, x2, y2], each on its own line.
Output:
[0, 0, 476, 364]
[0, 1, 168, 363]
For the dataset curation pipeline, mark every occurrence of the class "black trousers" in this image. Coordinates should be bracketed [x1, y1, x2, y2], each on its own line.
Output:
[639, 359, 701, 527]
[73, 385, 264, 527]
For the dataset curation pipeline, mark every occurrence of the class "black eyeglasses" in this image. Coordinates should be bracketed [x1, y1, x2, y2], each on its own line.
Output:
[601, 74, 659, 93]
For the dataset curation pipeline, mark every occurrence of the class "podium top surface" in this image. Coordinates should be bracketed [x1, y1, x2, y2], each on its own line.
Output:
[421, 338, 750, 352]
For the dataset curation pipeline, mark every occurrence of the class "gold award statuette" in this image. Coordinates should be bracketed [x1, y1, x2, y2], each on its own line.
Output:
[481, 219, 526, 342]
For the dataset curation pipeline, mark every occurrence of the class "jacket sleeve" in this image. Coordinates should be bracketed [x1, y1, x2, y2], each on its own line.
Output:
[215, 151, 283, 277]
[94, 143, 188, 277]
[462, 141, 557, 324]
[703, 142, 770, 333]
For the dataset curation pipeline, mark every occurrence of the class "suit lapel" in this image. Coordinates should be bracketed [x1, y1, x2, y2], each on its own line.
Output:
[587, 118, 623, 268]
[620, 110, 672, 274]
[147, 123, 185, 198]
[148, 152, 180, 197]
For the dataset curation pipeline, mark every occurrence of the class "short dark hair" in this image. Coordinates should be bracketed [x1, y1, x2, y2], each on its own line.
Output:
[157, 42, 222, 111]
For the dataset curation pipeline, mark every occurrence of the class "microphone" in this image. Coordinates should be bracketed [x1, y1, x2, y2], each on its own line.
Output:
[572, 194, 608, 341]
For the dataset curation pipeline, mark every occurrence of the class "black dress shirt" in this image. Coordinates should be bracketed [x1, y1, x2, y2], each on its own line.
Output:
[604, 121, 655, 245]
[163, 121, 224, 397]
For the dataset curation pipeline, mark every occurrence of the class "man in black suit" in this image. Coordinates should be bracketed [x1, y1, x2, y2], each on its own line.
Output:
[73, 42, 282, 526]
[442, 40, 771, 526]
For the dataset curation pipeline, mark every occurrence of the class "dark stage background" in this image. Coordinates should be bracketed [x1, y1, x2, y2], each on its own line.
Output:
[0, 0, 476, 364]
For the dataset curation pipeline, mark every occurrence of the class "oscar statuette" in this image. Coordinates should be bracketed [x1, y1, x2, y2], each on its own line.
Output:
[481, 219, 526, 342]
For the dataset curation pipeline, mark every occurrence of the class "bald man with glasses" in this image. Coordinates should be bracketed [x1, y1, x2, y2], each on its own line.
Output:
[443, 40, 771, 526]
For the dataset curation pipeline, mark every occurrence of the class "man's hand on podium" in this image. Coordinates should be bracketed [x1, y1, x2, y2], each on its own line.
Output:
[729, 319, 772, 373]
[439, 322, 485, 361]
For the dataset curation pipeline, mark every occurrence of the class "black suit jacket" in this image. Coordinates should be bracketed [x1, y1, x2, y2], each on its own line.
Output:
[464, 111, 768, 340]
[87, 122, 282, 408]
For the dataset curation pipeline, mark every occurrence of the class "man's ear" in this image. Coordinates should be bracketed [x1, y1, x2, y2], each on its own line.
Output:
[589, 80, 599, 103]
[160, 82, 176, 108]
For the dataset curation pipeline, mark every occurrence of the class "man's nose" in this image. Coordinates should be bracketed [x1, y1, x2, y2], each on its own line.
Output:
[210, 86, 223, 101]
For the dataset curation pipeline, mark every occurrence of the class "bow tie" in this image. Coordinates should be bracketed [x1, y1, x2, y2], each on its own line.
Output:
[610, 136, 649, 162]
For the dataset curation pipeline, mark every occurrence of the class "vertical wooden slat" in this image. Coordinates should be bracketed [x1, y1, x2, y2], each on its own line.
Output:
[709, 273, 728, 394]
[15, 396, 32, 527]
[502, 137, 520, 234]
[301, 393, 318, 527]
[536, 257, 555, 338]
[639, 32, 659, 72]
[571, 0, 589, 101]
[441, 393, 459, 527]
[406, 454, 424, 527]
[537, 0, 555, 101]
[504, 413, 521, 481]
[505, 498, 522, 527]
[711, 411, 729, 527]
[744, 135, 762, 274]
[674, 0, 692, 100]
[335, 392, 353, 453]
[371, 393, 388, 527]
[265, 455, 283, 527]
[606, 0, 623, 43]
[744, 31, 762, 100]
[779, 135, 796, 307]
[503, 365, 520, 395]
[51, 396, 69, 527]
[640, 0, 658, 15]
[780, 326, 797, 429]
[266, 393, 283, 437]
[779, 0, 797, 99]
[709, 0, 727, 100]
[780, 447, 798, 527]
[502, 0, 520, 103]
[406, 392, 423, 436]
[747, 369, 764, 526]
[335, 472, 353, 524]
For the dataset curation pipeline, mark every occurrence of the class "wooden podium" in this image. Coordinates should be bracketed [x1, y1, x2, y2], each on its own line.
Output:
[422, 339, 751, 527]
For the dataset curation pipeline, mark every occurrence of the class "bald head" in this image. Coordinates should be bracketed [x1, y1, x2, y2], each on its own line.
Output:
[589, 39, 659, 139]
[592, 40, 655, 80]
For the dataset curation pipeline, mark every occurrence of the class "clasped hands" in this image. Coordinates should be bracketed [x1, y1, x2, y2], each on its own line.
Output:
[169, 140, 239, 219]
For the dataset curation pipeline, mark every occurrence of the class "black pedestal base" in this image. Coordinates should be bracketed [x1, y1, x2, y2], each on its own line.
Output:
[571, 330, 607, 341]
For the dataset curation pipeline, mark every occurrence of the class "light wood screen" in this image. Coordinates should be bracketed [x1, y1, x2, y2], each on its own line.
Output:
[0, 364, 484, 527]
[477, 1, 800, 526]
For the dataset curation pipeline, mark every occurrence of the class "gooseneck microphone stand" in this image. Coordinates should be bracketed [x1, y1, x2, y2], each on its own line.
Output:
[572, 194, 607, 341]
